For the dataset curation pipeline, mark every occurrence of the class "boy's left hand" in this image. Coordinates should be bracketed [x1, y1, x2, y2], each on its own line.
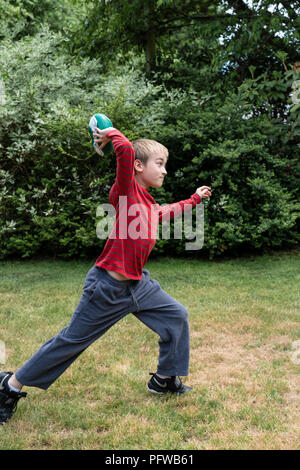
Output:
[196, 186, 212, 198]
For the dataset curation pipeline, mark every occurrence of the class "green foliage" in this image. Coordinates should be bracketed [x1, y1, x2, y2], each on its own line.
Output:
[70, 0, 216, 71]
[150, 77, 300, 258]
[0, 3, 299, 261]
[0, 30, 106, 259]
[0, 31, 181, 260]
[0, 0, 87, 40]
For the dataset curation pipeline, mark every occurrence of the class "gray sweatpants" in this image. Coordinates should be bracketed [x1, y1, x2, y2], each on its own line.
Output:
[15, 266, 190, 390]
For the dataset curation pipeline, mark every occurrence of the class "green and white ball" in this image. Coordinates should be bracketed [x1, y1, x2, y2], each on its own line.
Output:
[88, 113, 114, 156]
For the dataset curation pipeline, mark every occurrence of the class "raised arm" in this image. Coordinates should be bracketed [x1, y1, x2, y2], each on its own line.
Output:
[94, 127, 135, 195]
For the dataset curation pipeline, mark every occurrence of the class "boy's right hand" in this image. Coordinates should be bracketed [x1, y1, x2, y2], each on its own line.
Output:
[93, 127, 115, 152]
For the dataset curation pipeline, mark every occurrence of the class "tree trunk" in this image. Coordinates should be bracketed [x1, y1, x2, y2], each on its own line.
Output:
[146, 28, 156, 75]
[145, 0, 156, 75]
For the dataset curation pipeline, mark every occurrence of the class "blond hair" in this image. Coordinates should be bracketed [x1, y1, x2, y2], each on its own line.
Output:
[132, 139, 168, 165]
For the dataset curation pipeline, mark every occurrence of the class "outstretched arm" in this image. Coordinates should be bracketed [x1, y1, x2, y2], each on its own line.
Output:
[157, 186, 211, 222]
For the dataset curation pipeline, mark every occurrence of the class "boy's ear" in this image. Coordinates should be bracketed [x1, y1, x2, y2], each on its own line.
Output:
[134, 159, 144, 173]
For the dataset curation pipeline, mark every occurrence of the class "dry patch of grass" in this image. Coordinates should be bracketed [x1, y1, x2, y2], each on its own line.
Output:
[188, 324, 299, 449]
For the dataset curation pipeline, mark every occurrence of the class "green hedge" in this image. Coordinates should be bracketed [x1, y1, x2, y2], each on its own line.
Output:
[0, 30, 299, 260]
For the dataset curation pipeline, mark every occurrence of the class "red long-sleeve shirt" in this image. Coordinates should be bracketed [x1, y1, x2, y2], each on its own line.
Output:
[95, 130, 202, 279]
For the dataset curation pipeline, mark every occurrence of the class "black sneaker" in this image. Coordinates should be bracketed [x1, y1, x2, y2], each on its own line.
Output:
[147, 372, 192, 395]
[0, 372, 27, 424]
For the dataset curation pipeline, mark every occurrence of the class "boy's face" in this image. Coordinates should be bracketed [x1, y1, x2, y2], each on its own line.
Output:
[134, 153, 168, 189]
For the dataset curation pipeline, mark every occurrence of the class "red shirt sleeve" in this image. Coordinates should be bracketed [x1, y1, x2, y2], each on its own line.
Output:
[107, 129, 135, 196]
[156, 192, 202, 222]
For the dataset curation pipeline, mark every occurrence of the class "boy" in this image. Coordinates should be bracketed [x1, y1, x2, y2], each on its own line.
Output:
[0, 127, 211, 424]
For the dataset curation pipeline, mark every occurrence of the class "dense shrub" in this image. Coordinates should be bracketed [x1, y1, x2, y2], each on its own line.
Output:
[0, 31, 178, 260]
[0, 30, 299, 260]
[153, 76, 300, 258]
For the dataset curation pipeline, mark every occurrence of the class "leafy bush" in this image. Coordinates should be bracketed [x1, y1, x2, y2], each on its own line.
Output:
[0, 31, 177, 260]
[0, 30, 299, 261]
[0, 0, 85, 40]
[152, 75, 300, 258]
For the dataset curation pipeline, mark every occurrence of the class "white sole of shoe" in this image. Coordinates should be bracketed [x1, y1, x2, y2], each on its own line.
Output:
[146, 384, 167, 394]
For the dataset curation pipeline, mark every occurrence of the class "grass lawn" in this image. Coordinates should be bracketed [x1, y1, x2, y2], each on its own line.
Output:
[0, 250, 299, 450]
